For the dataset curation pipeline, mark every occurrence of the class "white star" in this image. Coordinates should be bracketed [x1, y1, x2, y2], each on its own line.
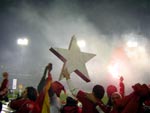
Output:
[50, 35, 96, 82]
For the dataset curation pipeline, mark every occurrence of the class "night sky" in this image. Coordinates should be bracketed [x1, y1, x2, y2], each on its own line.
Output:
[0, 0, 150, 93]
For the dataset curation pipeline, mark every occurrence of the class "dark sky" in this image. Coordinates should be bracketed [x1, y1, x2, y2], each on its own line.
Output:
[0, 0, 150, 93]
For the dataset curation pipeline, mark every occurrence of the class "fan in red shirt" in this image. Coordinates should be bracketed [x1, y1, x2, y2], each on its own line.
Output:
[95, 83, 150, 113]
[9, 86, 39, 113]
[0, 72, 9, 100]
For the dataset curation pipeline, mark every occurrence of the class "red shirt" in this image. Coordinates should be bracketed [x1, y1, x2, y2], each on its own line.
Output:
[110, 93, 143, 113]
[0, 79, 8, 91]
[0, 78, 8, 98]
[62, 106, 80, 113]
[77, 90, 99, 113]
[9, 99, 39, 113]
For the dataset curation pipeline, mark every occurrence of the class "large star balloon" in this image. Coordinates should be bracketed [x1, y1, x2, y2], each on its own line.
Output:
[50, 35, 96, 82]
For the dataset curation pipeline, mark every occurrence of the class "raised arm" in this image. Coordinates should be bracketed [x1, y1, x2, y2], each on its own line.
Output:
[37, 63, 52, 93]
[63, 68, 79, 96]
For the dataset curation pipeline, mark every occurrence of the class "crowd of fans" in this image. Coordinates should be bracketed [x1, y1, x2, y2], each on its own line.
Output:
[0, 63, 149, 113]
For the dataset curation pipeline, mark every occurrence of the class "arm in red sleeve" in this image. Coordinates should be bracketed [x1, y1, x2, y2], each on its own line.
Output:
[9, 99, 25, 110]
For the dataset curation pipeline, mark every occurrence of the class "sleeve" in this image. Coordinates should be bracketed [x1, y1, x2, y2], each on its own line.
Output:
[114, 93, 134, 108]
[132, 83, 150, 99]
[10, 99, 36, 112]
[121, 94, 140, 113]
[66, 79, 79, 96]
[9, 99, 24, 110]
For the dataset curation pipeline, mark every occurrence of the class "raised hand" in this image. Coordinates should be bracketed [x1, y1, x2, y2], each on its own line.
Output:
[62, 67, 70, 80]
[46, 63, 52, 72]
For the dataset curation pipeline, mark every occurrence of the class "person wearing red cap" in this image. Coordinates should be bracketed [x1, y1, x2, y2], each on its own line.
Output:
[9, 86, 39, 113]
[0, 72, 9, 100]
[97, 83, 150, 113]
[106, 85, 118, 107]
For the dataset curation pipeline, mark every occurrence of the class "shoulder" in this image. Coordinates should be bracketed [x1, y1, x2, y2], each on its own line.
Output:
[77, 90, 86, 96]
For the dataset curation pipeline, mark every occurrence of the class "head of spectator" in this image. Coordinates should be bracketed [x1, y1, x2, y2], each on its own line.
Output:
[66, 96, 78, 106]
[2, 72, 9, 79]
[22, 86, 37, 101]
[92, 85, 105, 100]
[107, 85, 117, 98]
[120, 76, 124, 82]
[111, 92, 122, 105]
[106, 85, 118, 106]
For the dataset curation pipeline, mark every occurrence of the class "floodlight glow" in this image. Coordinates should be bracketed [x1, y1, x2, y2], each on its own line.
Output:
[138, 46, 146, 53]
[17, 38, 28, 46]
[77, 40, 86, 48]
[126, 40, 138, 48]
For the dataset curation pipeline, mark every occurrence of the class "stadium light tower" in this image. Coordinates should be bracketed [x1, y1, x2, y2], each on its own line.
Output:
[17, 38, 28, 46]
[77, 40, 86, 48]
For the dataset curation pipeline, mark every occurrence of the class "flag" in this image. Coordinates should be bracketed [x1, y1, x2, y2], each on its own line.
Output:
[36, 72, 52, 113]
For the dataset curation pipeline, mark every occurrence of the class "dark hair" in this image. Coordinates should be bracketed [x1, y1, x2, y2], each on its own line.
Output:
[2, 72, 8, 77]
[66, 96, 78, 106]
[26, 87, 37, 101]
[61, 96, 78, 113]
[92, 85, 105, 99]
